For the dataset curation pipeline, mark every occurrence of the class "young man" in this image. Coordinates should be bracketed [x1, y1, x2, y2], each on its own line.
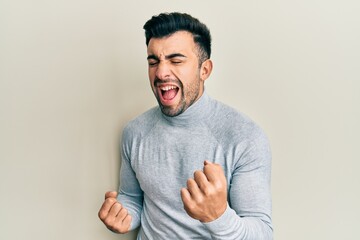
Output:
[99, 12, 273, 239]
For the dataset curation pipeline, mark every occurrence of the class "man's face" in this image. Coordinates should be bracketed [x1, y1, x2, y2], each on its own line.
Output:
[147, 31, 205, 117]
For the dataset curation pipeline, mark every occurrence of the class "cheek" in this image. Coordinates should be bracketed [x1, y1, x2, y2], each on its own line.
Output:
[182, 68, 201, 86]
[175, 66, 199, 82]
[148, 67, 154, 77]
[148, 69, 156, 82]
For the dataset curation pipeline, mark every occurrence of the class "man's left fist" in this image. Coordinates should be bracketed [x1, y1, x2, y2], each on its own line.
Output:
[180, 160, 227, 222]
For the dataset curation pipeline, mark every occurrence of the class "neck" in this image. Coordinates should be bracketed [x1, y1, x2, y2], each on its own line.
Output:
[161, 91, 212, 126]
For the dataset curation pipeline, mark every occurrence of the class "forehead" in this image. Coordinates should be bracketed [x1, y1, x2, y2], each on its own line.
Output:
[147, 31, 197, 56]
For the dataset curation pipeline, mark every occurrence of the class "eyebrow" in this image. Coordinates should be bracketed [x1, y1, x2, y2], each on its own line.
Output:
[147, 53, 187, 61]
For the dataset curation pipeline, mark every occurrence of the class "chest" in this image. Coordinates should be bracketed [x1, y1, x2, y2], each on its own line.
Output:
[130, 125, 227, 200]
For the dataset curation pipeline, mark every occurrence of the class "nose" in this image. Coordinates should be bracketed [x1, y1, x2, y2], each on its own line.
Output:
[155, 62, 171, 80]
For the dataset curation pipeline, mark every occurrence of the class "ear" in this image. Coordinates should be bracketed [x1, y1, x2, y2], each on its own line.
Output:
[200, 59, 213, 81]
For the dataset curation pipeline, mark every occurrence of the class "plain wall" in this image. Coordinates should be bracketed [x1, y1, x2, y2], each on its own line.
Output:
[1, 0, 359, 239]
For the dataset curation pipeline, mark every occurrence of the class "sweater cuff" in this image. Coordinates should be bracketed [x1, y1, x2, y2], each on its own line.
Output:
[202, 204, 238, 234]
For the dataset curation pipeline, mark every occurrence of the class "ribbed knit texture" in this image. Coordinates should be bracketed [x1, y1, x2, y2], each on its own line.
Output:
[118, 92, 273, 239]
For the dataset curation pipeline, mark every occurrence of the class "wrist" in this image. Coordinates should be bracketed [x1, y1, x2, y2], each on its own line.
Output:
[200, 202, 228, 223]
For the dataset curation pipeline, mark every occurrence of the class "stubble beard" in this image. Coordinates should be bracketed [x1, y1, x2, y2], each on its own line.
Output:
[156, 77, 201, 117]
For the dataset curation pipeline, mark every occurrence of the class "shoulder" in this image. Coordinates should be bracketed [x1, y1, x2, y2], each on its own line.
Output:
[207, 98, 268, 145]
[208, 98, 271, 166]
[122, 106, 161, 142]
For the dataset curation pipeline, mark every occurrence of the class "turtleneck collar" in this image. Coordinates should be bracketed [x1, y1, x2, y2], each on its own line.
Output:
[161, 91, 213, 126]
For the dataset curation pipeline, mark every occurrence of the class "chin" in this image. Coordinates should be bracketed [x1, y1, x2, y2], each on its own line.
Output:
[161, 108, 182, 117]
[160, 104, 186, 117]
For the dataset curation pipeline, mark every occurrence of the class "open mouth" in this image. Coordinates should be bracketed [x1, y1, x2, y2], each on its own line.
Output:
[159, 85, 179, 102]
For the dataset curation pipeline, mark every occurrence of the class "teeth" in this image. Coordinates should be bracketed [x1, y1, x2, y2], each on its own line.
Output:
[160, 85, 177, 91]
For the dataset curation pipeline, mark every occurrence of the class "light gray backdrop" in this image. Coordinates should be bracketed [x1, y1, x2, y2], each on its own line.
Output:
[1, 0, 359, 239]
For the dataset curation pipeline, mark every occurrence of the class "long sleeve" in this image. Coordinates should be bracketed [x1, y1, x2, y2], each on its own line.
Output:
[203, 130, 273, 239]
[117, 128, 144, 231]
[114, 93, 272, 239]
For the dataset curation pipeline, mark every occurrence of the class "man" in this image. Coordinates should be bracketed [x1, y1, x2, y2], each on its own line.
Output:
[98, 12, 273, 239]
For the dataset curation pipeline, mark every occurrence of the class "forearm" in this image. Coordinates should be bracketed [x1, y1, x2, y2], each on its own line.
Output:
[117, 144, 144, 231]
[203, 205, 273, 240]
[204, 129, 273, 239]
[117, 190, 143, 231]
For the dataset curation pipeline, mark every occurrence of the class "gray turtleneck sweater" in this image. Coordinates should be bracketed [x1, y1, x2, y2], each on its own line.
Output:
[117, 92, 273, 239]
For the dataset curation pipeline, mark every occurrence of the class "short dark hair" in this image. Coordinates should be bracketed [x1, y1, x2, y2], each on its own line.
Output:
[143, 12, 212, 64]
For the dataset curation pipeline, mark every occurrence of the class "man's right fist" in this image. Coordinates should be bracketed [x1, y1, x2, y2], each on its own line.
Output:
[98, 191, 132, 234]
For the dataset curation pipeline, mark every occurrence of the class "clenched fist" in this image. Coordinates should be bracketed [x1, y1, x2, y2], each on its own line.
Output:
[180, 161, 228, 222]
[98, 191, 132, 233]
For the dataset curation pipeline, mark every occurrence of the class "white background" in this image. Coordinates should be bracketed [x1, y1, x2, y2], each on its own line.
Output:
[1, 1, 359, 239]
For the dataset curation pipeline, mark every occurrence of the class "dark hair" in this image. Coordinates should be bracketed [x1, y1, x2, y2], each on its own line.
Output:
[143, 12, 211, 64]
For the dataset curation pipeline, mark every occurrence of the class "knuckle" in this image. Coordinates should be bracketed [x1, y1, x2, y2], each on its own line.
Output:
[188, 200, 199, 209]
[187, 178, 194, 187]
[98, 210, 105, 220]
[203, 186, 215, 197]
[105, 191, 117, 199]
[215, 181, 225, 190]
[196, 194, 204, 204]
[185, 202, 196, 212]
[122, 208, 128, 215]
[106, 198, 117, 205]
[204, 164, 213, 170]
[113, 220, 129, 234]
[194, 170, 202, 177]
[117, 208, 127, 218]
[117, 227, 127, 234]
[111, 204, 121, 213]
[103, 217, 113, 226]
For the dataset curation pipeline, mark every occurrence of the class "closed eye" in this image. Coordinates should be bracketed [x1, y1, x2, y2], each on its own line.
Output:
[148, 60, 159, 66]
[171, 60, 183, 64]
